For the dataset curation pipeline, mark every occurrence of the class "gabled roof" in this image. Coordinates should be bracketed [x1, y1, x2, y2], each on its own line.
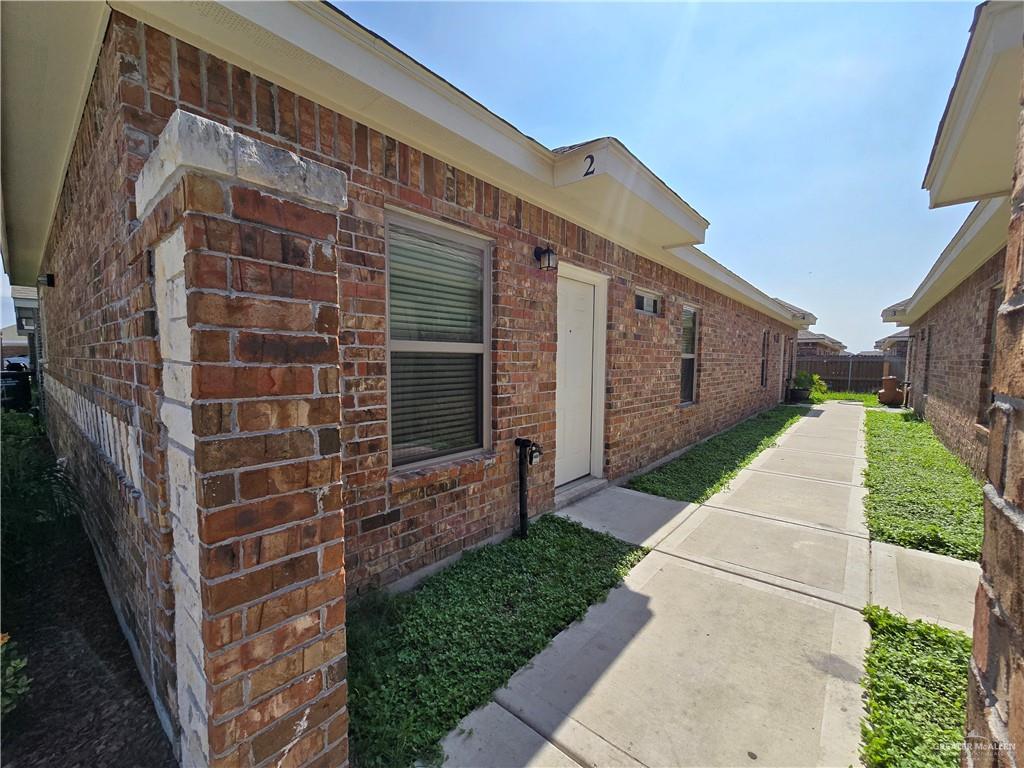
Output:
[874, 328, 910, 348]
[797, 331, 847, 352]
[772, 298, 818, 327]
[922, 1, 1023, 207]
[882, 196, 1008, 326]
[2, 1, 814, 329]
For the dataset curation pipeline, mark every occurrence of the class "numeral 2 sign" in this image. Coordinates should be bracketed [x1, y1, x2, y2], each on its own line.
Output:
[583, 154, 595, 177]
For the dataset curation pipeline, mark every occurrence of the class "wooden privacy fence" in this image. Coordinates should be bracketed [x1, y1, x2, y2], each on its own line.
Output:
[795, 355, 906, 393]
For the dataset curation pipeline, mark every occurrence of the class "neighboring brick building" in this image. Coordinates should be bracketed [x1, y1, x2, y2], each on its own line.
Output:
[883, 202, 1009, 477]
[796, 330, 847, 356]
[1, 3, 814, 766]
[886, 2, 1023, 762]
[874, 328, 910, 358]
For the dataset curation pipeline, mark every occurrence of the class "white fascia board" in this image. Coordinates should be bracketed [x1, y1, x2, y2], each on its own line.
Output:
[881, 299, 911, 325]
[665, 245, 811, 329]
[114, 2, 708, 242]
[553, 139, 709, 243]
[104, 2, 835, 324]
[884, 196, 1009, 326]
[924, 2, 1023, 207]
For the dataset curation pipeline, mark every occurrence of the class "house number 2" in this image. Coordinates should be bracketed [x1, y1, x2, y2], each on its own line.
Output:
[583, 154, 595, 177]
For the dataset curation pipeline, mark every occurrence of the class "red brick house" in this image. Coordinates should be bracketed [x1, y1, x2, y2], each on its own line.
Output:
[1, 3, 814, 766]
[873, 328, 910, 357]
[883, 1, 1023, 761]
[796, 330, 847, 356]
[882, 196, 1009, 477]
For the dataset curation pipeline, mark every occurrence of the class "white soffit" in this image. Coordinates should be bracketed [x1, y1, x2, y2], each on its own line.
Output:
[112, 0, 709, 254]
[112, 2, 809, 326]
[5, 0, 806, 327]
[664, 245, 811, 328]
[0, 1, 110, 283]
[923, 1, 1024, 208]
[882, 195, 1009, 325]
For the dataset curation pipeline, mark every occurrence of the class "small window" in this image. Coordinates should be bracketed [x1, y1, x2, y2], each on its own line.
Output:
[978, 285, 1002, 425]
[387, 218, 490, 467]
[923, 326, 933, 395]
[681, 307, 698, 403]
[635, 290, 661, 315]
[760, 330, 770, 387]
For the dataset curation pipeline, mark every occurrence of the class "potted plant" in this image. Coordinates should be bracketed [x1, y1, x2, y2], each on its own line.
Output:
[789, 371, 814, 402]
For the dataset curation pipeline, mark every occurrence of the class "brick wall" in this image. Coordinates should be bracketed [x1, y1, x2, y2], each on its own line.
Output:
[797, 341, 841, 356]
[907, 248, 1005, 478]
[86, 13, 791, 594]
[137, 154, 348, 767]
[45, 11, 795, 596]
[40, 12, 179, 737]
[962, 87, 1024, 765]
[41, 12, 796, 762]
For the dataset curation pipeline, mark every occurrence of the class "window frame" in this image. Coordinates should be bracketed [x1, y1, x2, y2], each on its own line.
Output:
[635, 289, 662, 316]
[680, 305, 699, 405]
[760, 329, 770, 387]
[978, 283, 1003, 426]
[384, 210, 493, 470]
[922, 325, 933, 395]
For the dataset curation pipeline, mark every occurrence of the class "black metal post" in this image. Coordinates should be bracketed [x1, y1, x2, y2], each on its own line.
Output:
[514, 437, 532, 538]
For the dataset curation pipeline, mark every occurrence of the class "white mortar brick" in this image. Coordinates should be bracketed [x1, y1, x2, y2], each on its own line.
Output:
[153, 222, 208, 766]
[162, 401, 195, 451]
[43, 377, 143, 491]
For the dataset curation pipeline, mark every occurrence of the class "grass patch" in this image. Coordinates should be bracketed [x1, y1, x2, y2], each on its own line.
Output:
[863, 411, 983, 560]
[861, 605, 971, 767]
[348, 515, 646, 768]
[628, 405, 805, 503]
[811, 391, 881, 407]
[1, 411, 81, 589]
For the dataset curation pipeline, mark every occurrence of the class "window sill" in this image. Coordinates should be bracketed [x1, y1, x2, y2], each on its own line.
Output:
[390, 448, 497, 479]
[678, 400, 698, 410]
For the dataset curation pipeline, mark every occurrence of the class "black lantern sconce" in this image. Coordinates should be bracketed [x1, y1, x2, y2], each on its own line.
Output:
[533, 246, 557, 271]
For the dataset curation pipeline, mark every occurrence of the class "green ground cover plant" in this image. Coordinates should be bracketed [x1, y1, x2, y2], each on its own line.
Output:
[347, 515, 646, 768]
[863, 411, 983, 560]
[861, 605, 971, 767]
[1, 411, 81, 589]
[811, 391, 881, 407]
[0, 634, 30, 715]
[628, 405, 806, 502]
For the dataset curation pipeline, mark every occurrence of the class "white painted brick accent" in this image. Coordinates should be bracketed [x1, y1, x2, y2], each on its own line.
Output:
[136, 109, 347, 220]
[43, 376, 143, 493]
[153, 222, 209, 768]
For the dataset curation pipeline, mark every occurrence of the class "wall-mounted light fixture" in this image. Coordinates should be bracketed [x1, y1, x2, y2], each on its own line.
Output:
[37, 273, 55, 288]
[533, 246, 557, 271]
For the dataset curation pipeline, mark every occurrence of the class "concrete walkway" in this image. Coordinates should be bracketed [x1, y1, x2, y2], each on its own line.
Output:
[441, 402, 980, 767]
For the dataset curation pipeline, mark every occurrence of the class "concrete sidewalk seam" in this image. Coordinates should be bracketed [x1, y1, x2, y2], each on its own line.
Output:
[492, 697, 649, 768]
[744, 466, 865, 489]
[487, 699, 588, 768]
[700, 503, 870, 540]
[651, 547, 865, 612]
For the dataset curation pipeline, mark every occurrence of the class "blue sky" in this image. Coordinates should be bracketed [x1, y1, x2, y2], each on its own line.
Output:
[338, 0, 975, 352]
[0, 2, 975, 351]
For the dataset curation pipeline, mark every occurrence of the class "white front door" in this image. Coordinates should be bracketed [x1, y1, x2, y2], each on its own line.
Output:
[556, 276, 595, 486]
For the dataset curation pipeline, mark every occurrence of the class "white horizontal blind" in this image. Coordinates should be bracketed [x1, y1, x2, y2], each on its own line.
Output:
[389, 224, 483, 343]
[388, 221, 488, 466]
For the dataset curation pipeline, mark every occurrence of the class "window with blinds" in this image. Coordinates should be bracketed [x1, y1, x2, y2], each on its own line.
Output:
[387, 218, 490, 466]
[681, 307, 698, 404]
[760, 329, 770, 387]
